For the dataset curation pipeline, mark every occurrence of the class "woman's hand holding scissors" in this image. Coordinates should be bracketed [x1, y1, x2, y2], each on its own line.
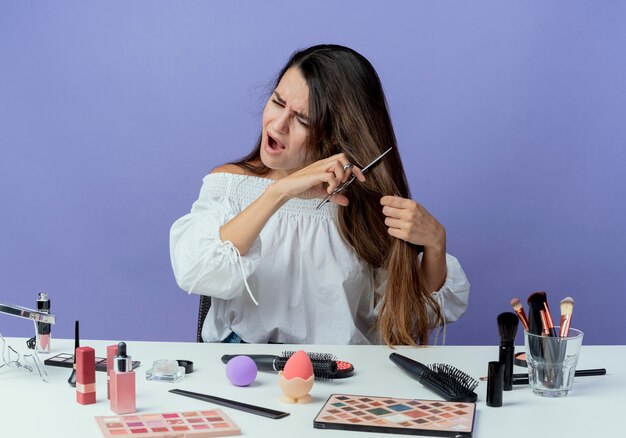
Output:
[269, 153, 365, 206]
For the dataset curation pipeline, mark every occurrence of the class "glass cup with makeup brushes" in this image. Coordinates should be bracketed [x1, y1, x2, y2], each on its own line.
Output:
[524, 327, 584, 397]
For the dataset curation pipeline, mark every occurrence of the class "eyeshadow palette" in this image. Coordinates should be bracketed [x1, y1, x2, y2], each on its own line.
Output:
[95, 410, 240, 437]
[44, 352, 140, 372]
[314, 394, 476, 437]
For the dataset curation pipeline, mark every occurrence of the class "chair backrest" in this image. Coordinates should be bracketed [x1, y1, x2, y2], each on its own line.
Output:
[196, 295, 212, 342]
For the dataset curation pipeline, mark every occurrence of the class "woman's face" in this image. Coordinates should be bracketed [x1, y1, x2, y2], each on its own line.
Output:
[260, 67, 311, 178]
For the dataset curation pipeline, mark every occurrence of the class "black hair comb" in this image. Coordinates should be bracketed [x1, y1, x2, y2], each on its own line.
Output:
[389, 353, 478, 402]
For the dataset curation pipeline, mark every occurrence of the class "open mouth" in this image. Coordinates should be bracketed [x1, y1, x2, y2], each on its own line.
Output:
[267, 133, 286, 150]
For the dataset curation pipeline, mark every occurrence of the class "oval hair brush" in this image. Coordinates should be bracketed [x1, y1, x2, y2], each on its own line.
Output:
[221, 351, 354, 381]
[389, 353, 478, 402]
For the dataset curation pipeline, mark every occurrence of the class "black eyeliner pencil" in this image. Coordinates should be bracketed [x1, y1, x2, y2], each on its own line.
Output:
[68, 320, 79, 387]
[512, 368, 606, 385]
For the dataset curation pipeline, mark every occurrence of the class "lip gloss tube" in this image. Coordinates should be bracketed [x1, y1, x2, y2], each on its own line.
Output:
[36, 292, 51, 353]
[76, 346, 96, 405]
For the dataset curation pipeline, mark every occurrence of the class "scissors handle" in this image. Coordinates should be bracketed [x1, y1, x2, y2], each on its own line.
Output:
[315, 147, 392, 209]
[316, 175, 356, 209]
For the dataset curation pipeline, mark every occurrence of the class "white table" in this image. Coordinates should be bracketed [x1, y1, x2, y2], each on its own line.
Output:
[0, 338, 623, 437]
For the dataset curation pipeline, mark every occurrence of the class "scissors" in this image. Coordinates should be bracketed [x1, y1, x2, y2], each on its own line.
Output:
[316, 147, 393, 209]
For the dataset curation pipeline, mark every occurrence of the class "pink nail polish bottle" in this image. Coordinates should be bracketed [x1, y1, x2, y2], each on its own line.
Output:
[110, 342, 136, 414]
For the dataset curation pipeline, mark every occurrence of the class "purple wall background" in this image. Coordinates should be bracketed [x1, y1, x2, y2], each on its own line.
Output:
[1, 1, 625, 346]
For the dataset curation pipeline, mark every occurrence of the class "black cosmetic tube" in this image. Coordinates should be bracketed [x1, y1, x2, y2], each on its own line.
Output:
[499, 339, 514, 391]
[486, 361, 503, 407]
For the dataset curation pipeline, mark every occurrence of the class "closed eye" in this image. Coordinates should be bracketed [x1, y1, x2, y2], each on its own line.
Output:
[272, 99, 309, 127]
[272, 98, 285, 108]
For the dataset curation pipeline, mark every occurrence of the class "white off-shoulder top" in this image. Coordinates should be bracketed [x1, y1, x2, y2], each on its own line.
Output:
[170, 173, 470, 344]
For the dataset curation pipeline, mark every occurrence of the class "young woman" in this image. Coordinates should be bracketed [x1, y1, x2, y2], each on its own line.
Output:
[170, 44, 469, 346]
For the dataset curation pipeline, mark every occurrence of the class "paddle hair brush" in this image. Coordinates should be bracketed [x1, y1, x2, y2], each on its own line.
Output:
[389, 353, 478, 402]
[497, 312, 519, 391]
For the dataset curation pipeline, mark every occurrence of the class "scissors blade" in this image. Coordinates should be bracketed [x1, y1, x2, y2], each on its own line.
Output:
[362, 147, 393, 174]
[315, 146, 393, 209]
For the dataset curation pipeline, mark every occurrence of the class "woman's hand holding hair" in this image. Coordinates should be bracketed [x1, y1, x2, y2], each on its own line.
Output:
[380, 195, 447, 292]
[268, 153, 365, 206]
[380, 196, 445, 250]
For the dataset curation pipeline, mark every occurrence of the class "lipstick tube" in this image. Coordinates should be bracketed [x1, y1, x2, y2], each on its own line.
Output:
[76, 346, 96, 405]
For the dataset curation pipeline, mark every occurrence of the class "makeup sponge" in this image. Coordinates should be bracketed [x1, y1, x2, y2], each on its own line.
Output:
[225, 355, 257, 387]
[282, 350, 313, 380]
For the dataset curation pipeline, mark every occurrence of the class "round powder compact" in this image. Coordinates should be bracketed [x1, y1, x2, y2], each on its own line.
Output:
[225, 355, 258, 387]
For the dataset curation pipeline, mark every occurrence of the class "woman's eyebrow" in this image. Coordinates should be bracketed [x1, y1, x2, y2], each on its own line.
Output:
[274, 91, 310, 122]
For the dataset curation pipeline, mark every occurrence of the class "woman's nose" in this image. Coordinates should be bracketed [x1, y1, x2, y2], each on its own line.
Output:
[271, 110, 290, 134]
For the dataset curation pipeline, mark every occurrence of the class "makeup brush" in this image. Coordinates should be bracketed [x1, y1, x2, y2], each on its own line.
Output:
[539, 309, 551, 336]
[68, 320, 79, 387]
[542, 301, 557, 337]
[389, 353, 478, 403]
[497, 312, 519, 391]
[528, 292, 562, 386]
[221, 351, 352, 381]
[527, 291, 548, 336]
[510, 298, 529, 332]
[560, 297, 575, 337]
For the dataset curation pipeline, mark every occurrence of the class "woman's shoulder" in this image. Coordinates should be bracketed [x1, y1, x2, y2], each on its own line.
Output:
[210, 163, 251, 175]
[201, 163, 273, 202]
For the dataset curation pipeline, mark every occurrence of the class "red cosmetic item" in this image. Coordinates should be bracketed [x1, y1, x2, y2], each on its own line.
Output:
[110, 342, 136, 415]
[76, 346, 96, 405]
[106, 344, 118, 400]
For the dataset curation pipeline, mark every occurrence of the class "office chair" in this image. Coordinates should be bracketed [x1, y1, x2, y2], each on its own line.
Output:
[196, 295, 211, 342]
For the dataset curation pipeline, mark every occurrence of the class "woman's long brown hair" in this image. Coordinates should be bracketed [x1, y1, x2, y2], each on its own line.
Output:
[233, 45, 442, 345]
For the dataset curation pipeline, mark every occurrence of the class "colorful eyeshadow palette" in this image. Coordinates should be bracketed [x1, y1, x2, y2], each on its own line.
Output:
[95, 410, 240, 437]
[314, 394, 476, 437]
[44, 352, 140, 372]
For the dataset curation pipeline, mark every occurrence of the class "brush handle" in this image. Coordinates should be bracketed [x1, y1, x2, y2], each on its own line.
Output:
[560, 315, 572, 337]
[221, 354, 279, 371]
[499, 342, 515, 391]
[389, 353, 429, 380]
[389, 353, 477, 403]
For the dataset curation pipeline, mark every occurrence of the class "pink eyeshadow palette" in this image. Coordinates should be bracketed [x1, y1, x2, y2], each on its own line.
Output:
[95, 410, 240, 437]
[314, 394, 476, 437]
[45, 352, 140, 372]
